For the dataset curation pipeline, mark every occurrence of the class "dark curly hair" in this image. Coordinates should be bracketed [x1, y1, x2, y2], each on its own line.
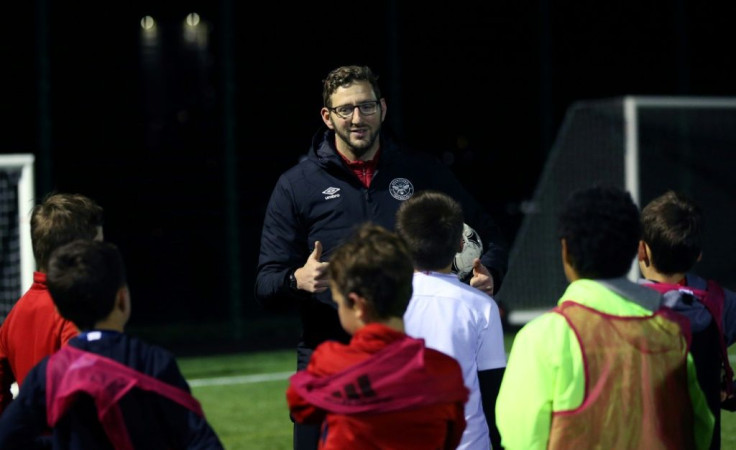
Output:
[557, 185, 641, 279]
[322, 65, 382, 108]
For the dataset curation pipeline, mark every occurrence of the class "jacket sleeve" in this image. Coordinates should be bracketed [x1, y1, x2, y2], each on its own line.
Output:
[254, 175, 311, 312]
[285, 381, 326, 425]
[686, 352, 715, 449]
[496, 314, 571, 450]
[153, 353, 225, 449]
[0, 360, 13, 417]
[720, 286, 736, 346]
[479, 367, 504, 450]
[688, 273, 736, 347]
[0, 361, 49, 449]
[286, 343, 332, 425]
[0, 326, 16, 416]
[178, 383, 224, 448]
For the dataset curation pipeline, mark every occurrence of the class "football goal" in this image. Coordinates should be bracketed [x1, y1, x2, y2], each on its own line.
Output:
[0, 154, 35, 323]
[496, 96, 736, 325]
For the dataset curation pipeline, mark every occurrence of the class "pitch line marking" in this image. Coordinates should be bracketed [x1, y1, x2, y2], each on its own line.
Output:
[188, 371, 293, 387]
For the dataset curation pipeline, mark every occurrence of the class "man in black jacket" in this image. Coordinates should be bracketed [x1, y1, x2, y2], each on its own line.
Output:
[255, 64, 509, 450]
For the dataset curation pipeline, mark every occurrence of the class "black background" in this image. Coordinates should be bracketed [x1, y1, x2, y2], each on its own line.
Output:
[4, 1, 736, 351]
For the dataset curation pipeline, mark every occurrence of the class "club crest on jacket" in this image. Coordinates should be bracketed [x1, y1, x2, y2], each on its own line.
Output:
[389, 178, 414, 201]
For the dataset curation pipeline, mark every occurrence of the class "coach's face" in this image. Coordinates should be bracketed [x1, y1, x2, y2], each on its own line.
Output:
[321, 80, 386, 162]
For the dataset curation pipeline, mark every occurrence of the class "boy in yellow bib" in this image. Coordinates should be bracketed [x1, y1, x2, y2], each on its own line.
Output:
[496, 185, 713, 449]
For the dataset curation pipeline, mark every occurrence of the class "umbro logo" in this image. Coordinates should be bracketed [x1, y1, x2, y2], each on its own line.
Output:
[322, 187, 341, 200]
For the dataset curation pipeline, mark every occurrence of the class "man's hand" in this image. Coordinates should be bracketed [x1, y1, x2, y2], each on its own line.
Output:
[469, 258, 494, 296]
[294, 241, 330, 293]
[721, 381, 736, 411]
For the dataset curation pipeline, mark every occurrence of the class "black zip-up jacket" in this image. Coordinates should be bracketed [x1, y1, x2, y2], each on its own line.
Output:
[0, 330, 223, 449]
[255, 128, 509, 367]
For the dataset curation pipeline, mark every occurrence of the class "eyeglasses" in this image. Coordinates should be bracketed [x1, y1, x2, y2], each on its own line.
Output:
[328, 101, 380, 119]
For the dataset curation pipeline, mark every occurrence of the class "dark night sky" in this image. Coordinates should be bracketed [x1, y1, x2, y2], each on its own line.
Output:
[4, 1, 736, 336]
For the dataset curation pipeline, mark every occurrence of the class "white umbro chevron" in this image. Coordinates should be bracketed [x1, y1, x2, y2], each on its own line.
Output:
[322, 187, 340, 195]
[322, 187, 341, 200]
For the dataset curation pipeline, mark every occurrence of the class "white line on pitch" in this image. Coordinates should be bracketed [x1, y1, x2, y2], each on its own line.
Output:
[188, 371, 293, 387]
[189, 355, 736, 388]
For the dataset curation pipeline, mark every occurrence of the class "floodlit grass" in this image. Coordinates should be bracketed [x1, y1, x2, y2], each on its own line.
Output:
[193, 380, 293, 449]
[177, 333, 736, 449]
[723, 413, 736, 449]
[180, 349, 295, 450]
[178, 349, 295, 378]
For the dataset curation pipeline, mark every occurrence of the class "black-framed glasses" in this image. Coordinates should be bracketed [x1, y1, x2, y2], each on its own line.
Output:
[328, 101, 380, 119]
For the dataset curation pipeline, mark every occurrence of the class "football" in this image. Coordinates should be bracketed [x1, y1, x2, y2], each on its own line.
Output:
[452, 223, 483, 280]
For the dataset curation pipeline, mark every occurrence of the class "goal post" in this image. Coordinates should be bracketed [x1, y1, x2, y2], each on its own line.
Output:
[496, 96, 736, 325]
[0, 154, 35, 322]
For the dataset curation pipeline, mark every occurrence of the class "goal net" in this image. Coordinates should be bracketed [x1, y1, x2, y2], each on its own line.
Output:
[496, 97, 736, 325]
[0, 154, 35, 323]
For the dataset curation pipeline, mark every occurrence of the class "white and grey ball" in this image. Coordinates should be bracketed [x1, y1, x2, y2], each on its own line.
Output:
[452, 223, 483, 279]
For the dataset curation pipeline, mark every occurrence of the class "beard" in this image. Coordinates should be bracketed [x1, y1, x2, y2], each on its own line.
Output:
[332, 121, 381, 160]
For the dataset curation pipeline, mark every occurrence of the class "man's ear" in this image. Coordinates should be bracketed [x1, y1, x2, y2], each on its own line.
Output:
[321, 108, 334, 129]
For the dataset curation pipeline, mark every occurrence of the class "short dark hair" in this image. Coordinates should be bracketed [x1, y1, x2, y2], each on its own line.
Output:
[322, 65, 382, 108]
[47, 240, 126, 331]
[395, 190, 464, 271]
[328, 223, 414, 319]
[31, 192, 104, 272]
[641, 190, 702, 275]
[557, 185, 641, 279]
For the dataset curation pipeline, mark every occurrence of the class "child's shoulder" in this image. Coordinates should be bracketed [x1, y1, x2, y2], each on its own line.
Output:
[308, 340, 356, 375]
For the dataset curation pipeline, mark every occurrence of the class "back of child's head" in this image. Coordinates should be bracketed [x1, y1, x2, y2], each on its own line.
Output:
[641, 190, 702, 275]
[46, 239, 126, 331]
[395, 190, 464, 271]
[558, 185, 641, 279]
[31, 192, 104, 272]
[328, 223, 414, 319]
